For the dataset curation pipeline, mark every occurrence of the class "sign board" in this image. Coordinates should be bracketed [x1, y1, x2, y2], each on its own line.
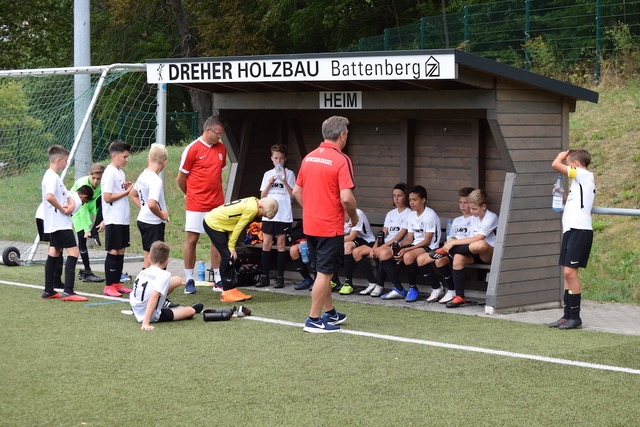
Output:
[319, 92, 362, 109]
[147, 54, 456, 84]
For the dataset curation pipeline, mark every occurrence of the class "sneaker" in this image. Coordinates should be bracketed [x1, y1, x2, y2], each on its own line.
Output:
[548, 317, 569, 328]
[405, 287, 420, 302]
[255, 275, 270, 288]
[163, 299, 179, 308]
[294, 278, 314, 290]
[438, 289, 456, 304]
[42, 290, 62, 299]
[184, 279, 197, 294]
[61, 292, 88, 302]
[381, 287, 407, 300]
[274, 276, 285, 289]
[120, 273, 132, 284]
[339, 283, 354, 295]
[302, 317, 340, 333]
[81, 272, 105, 283]
[359, 283, 377, 295]
[331, 279, 341, 291]
[220, 288, 252, 303]
[191, 303, 204, 314]
[446, 295, 466, 308]
[426, 286, 444, 302]
[103, 285, 122, 297]
[323, 311, 347, 325]
[558, 318, 582, 330]
[370, 285, 384, 297]
[114, 283, 132, 294]
[212, 281, 223, 292]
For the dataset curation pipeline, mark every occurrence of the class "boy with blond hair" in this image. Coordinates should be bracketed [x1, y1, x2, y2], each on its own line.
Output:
[130, 143, 169, 269]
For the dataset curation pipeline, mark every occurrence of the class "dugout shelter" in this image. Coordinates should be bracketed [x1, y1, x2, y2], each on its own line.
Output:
[146, 49, 598, 314]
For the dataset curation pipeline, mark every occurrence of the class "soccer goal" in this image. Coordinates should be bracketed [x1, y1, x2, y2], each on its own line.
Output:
[0, 63, 163, 264]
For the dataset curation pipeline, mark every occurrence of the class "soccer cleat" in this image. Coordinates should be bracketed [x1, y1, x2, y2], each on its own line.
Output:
[220, 288, 252, 303]
[163, 299, 179, 308]
[61, 292, 88, 302]
[339, 283, 354, 295]
[323, 311, 347, 325]
[302, 317, 341, 333]
[191, 303, 204, 314]
[426, 286, 444, 302]
[438, 289, 456, 304]
[294, 278, 314, 290]
[77, 269, 85, 280]
[274, 276, 285, 289]
[405, 287, 420, 302]
[381, 287, 407, 300]
[330, 278, 341, 292]
[359, 283, 377, 295]
[184, 279, 197, 294]
[370, 285, 384, 297]
[82, 272, 105, 283]
[558, 318, 582, 330]
[548, 317, 569, 328]
[120, 273, 132, 284]
[255, 275, 270, 288]
[446, 295, 466, 308]
[428, 248, 449, 260]
[42, 291, 62, 299]
[103, 285, 122, 297]
[114, 283, 132, 294]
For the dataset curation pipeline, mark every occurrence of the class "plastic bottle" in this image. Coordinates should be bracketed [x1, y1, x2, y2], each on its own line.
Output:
[300, 239, 309, 264]
[377, 230, 385, 247]
[552, 175, 564, 212]
[274, 163, 285, 181]
[446, 219, 453, 241]
[392, 241, 401, 264]
[197, 261, 205, 281]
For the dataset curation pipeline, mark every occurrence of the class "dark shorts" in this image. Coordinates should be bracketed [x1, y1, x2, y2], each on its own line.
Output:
[353, 237, 374, 248]
[157, 308, 174, 322]
[307, 235, 344, 275]
[261, 221, 291, 236]
[137, 221, 166, 251]
[559, 228, 593, 269]
[36, 218, 50, 242]
[49, 229, 77, 250]
[105, 224, 130, 251]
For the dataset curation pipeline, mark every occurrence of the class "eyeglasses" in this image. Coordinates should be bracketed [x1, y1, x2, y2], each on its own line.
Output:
[208, 128, 224, 137]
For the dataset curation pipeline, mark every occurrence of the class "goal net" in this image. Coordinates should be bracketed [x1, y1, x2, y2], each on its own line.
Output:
[0, 64, 158, 264]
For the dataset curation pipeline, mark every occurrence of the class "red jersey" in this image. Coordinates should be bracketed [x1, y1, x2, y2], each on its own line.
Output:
[179, 138, 226, 212]
[296, 141, 355, 237]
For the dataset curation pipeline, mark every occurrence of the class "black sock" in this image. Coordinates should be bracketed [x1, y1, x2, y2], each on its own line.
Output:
[437, 264, 454, 289]
[105, 253, 118, 285]
[192, 303, 204, 314]
[452, 269, 466, 298]
[325, 308, 337, 316]
[343, 254, 354, 282]
[405, 261, 417, 287]
[117, 254, 125, 282]
[355, 258, 377, 283]
[568, 292, 581, 320]
[277, 251, 287, 277]
[44, 255, 57, 293]
[64, 256, 78, 294]
[54, 255, 64, 287]
[293, 258, 312, 280]
[261, 250, 271, 276]
[562, 289, 570, 319]
[419, 264, 441, 289]
[80, 249, 91, 272]
[381, 259, 401, 288]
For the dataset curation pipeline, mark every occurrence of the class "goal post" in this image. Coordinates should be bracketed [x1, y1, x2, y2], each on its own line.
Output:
[0, 63, 163, 264]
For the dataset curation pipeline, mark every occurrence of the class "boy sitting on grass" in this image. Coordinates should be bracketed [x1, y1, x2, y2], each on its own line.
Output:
[130, 241, 203, 331]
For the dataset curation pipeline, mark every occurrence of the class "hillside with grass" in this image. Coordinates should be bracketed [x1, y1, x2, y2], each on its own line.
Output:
[1, 78, 639, 303]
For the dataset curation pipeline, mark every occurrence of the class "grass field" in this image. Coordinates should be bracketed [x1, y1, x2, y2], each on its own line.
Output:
[2, 264, 640, 426]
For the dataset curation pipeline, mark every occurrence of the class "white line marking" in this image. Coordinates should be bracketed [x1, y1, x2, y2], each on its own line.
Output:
[4, 280, 640, 375]
[246, 316, 640, 375]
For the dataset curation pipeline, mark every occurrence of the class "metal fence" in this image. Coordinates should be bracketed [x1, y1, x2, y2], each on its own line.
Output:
[341, 0, 640, 82]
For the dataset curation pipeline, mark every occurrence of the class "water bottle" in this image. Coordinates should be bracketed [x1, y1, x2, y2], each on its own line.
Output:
[392, 241, 401, 264]
[274, 163, 285, 181]
[552, 175, 564, 212]
[300, 239, 309, 264]
[446, 219, 453, 241]
[377, 230, 385, 247]
[197, 261, 205, 281]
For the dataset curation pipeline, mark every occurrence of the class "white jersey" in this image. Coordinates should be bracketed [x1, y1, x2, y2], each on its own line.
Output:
[41, 168, 73, 233]
[407, 207, 441, 248]
[451, 215, 475, 239]
[344, 209, 375, 244]
[383, 207, 411, 243]
[562, 166, 595, 233]
[259, 167, 296, 223]
[470, 210, 499, 247]
[101, 164, 130, 225]
[134, 169, 167, 225]
[129, 265, 171, 323]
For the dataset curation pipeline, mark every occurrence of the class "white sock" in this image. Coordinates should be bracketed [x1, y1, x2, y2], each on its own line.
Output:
[214, 268, 221, 283]
[185, 269, 194, 281]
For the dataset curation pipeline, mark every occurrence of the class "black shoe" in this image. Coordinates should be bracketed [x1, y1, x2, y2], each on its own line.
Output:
[82, 272, 105, 283]
[274, 276, 285, 288]
[547, 317, 569, 328]
[191, 303, 204, 314]
[77, 269, 85, 280]
[558, 318, 582, 330]
[163, 299, 179, 308]
[91, 229, 101, 246]
[255, 275, 270, 287]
